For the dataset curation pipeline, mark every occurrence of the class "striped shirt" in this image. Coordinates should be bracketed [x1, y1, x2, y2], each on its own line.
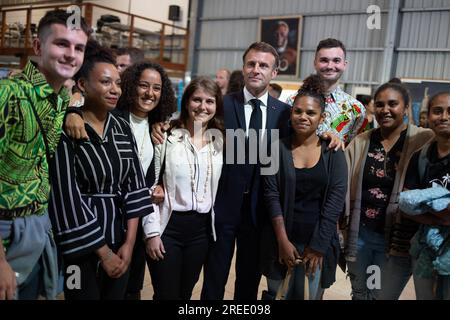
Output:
[49, 112, 153, 258]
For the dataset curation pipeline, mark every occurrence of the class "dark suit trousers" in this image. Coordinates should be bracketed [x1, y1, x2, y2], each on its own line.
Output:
[201, 194, 262, 300]
[125, 217, 146, 298]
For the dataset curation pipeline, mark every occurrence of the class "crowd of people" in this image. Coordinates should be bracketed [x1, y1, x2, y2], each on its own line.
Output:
[0, 9, 449, 301]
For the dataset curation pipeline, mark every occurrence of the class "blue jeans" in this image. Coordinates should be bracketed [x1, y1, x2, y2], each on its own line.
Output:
[378, 255, 412, 300]
[266, 244, 323, 300]
[17, 257, 43, 300]
[412, 257, 450, 300]
[346, 225, 387, 300]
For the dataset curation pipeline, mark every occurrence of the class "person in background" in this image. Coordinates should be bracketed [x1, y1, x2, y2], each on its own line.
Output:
[402, 91, 450, 300]
[357, 94, 378, 130]
[145, 77, 224, 299]
[0, 9, 90, 300]
[115, 47, 145, 74]
[63, 78, 84, 107]
[226, 70, 245, 95]
[269, 83, 283, 99]
[343, 80, 434, 300]
[215, 68, 231, 96]
[262, 75, 347, 300]
[419, 110, 429, 128]
[49, 40, 154, 300]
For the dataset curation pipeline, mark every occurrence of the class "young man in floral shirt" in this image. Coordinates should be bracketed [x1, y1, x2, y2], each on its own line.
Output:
[287, 38, 367, 147]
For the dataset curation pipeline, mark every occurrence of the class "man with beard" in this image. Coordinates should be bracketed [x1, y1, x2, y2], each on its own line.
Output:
[287, 38, 367, 147]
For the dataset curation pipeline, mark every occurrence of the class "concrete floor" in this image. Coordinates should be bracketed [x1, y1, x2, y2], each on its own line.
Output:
[140, 250, 417, 300]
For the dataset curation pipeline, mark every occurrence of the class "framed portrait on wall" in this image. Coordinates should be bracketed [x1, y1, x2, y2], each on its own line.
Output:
[258, 16, 303, 78]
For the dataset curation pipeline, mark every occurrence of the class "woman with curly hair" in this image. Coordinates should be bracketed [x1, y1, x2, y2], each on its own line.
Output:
[261, 74, 348, 300]
[116, 61, 177, 300]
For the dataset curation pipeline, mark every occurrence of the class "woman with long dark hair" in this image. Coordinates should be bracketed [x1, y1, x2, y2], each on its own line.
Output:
[117, 61, 176, 300]
[344, 80, 434, 300]
[144, 76, 225, 299]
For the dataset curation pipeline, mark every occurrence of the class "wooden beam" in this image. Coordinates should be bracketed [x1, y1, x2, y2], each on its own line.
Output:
[128, 15, 134, 48]
[25, 8, 31, 48]
[1, 11, 6, 49]
[159, 24, 165, 61]
[83, 3, 93, 27]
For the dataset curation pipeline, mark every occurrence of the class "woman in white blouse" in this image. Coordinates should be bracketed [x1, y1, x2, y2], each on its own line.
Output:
[143, 76, 225, 300]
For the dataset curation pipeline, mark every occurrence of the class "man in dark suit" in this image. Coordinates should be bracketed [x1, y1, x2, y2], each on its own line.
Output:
[201, 42, 291, 300]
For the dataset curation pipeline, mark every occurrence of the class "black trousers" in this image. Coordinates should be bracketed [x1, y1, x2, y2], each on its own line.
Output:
[63, 246, 130, 300]
[125, 217, 146, 299]
[147, 211, 210, 300]
[201, 194, 262, 300]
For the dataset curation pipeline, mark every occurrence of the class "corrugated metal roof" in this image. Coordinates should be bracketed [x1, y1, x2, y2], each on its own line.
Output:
[194, 0, 450, 84]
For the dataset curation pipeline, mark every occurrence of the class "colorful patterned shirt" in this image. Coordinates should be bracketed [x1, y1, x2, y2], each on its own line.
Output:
[0, 61, 69, 219]
[360, 128, 407, 234]
[286, 86, 368, 144]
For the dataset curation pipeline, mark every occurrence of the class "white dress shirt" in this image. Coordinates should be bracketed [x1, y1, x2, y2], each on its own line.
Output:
[171, 134, 213, 213]
[129, 112, 153, 175]
[243, 86, 268, 139]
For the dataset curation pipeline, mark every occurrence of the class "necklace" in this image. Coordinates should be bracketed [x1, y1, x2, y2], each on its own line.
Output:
[137, 128, 148, 161]
[184, 139, 212, 203]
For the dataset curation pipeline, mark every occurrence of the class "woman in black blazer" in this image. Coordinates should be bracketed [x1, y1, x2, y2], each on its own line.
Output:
[261, 75, 348, 299]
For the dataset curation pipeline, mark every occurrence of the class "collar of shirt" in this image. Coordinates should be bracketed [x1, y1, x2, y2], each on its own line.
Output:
[84, 112, 115, 143]
[324, 86, 343, 103]
[243, 87, 268, 134]
[243, 86, 268, 108]
[22, 60, 70, 104]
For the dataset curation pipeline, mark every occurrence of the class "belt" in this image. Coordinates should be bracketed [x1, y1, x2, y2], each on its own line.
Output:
[81, 193, 121, 198]
[0, 202, 41, 220]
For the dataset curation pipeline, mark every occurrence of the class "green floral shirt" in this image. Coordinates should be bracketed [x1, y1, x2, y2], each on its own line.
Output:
[0, 61, 69, 218]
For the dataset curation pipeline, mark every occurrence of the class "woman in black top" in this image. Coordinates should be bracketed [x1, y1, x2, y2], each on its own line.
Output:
[402, 91, 450, 299]
[261, 75, 347, 299]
